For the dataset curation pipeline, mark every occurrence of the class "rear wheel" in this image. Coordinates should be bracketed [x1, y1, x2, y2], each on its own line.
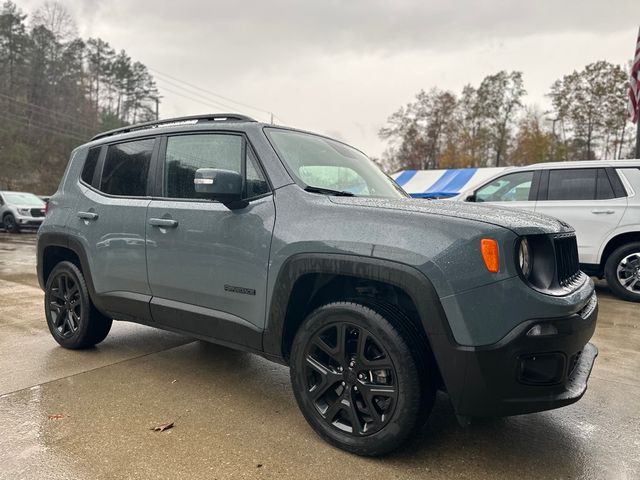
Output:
[3, 214, 19, 233]
[289, 301, 435, 456]
[604, 242, 640, 302]
[44, 261, 113, 348]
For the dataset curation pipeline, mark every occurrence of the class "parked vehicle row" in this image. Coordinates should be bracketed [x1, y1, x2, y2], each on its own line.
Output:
[457, 160, 640, 302]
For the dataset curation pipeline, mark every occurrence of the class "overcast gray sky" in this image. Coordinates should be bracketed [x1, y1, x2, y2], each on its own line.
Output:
[19, 0, 640, 157]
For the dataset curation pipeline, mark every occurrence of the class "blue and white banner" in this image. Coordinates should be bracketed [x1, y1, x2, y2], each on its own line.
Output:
[392, 168, 506, 199]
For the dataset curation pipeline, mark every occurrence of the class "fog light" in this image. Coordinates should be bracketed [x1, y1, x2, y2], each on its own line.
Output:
[527, 323, 558, 337]
[518, 353, 565, 385]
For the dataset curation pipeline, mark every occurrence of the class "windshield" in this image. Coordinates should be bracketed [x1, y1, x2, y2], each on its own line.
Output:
[266, 128, 407, 199]
[2, 192, 44, 206]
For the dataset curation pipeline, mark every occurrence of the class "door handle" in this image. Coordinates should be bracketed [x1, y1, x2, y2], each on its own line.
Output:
[77, 211, 98, 221]
[591, 209, 615, 215]
[148, 218, 178, 228]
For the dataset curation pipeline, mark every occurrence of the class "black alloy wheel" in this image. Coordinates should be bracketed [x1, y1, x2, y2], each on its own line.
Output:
[303, 322, 398, 436]
[48, 272, 82, 338]
[44, 261, 113, 348]
[290, 302, 434, 456]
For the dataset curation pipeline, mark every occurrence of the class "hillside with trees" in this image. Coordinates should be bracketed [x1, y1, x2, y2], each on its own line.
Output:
[379, 62, 635, 172]
[0, 1, 159, 193]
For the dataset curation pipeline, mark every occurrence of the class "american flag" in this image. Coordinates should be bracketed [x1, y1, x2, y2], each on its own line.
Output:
[629, 27, 640, 124]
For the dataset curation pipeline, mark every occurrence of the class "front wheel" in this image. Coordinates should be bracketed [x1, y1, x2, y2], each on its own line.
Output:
[289, 302, 434, 456]
[3, 214, 19, 233]
[604, 242, 640, 302]
[44, 261, 113, 348]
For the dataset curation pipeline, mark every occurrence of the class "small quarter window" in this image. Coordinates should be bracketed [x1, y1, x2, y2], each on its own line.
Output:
[81, 147, 101, 186]
[244, 149, 270, 198]
[596, 169, 615, 200]
[100, 139, 154, 196]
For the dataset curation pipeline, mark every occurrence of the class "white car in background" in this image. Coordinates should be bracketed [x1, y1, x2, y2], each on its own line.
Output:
[458, 160, 640, 302]
[0, 191, 47, 233]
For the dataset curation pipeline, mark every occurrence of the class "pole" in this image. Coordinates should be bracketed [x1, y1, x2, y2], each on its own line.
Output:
[270, 112, 274, 124]
[155, 97, 160, 121]
[636, 119, 640, 159]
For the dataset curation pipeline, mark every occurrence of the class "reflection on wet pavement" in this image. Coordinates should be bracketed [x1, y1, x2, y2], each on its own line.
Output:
[0, 233, 638, 479]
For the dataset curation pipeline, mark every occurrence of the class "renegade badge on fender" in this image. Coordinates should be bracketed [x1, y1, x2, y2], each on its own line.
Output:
[37, 114, 598, 456]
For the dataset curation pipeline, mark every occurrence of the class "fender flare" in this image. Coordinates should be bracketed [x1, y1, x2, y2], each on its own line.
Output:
[262, 253, 453, 357]
[37, 232, 100, 306]
[596, 226, 640, 264]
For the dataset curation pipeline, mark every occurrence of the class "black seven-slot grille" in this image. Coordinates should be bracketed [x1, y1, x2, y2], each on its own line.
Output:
[554, 233, 581, 286]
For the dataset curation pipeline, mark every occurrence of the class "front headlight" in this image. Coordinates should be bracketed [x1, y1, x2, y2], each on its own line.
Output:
[518, 237, 532, 278]
[16, 208, 31, 216]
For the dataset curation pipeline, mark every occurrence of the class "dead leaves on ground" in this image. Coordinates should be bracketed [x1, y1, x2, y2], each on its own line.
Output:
[151, 421, 174, 432]
[47, 412, 176, 433]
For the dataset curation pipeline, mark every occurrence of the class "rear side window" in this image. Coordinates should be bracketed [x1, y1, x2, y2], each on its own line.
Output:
[80, 147, 100, 185]
[547, 168, 618, 201]
[100, 139, 154, 196]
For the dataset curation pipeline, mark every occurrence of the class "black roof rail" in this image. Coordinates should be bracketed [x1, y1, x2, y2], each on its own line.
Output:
[90, 113, 257, 141]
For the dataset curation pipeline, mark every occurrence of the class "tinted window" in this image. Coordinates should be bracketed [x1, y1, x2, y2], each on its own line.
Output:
[81, 147, 100, 185]
[596, 169, 614, 199]
[165, 134, 269, 200]
[245, 149, 270, 198]
[547, 169, 597, 201]
[100, 139, 154, 196]
[475, 171, 534, 202]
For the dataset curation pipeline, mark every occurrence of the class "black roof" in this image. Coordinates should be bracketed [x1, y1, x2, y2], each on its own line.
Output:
[90, 113, 257, 141]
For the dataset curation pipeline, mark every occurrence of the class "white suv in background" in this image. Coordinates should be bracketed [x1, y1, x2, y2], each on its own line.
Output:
[459, 160, 640, 302]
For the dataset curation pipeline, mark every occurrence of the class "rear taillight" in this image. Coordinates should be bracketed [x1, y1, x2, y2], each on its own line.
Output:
[44, 201, 49, 216]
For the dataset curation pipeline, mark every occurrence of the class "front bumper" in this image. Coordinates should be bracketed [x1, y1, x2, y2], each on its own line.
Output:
[432, 292, 598, 417]
[15, 216, 44, 228]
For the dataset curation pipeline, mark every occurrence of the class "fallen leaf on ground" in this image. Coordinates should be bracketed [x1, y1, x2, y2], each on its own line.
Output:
[151, 421, 174, 432]
[48, 414, 65, 420]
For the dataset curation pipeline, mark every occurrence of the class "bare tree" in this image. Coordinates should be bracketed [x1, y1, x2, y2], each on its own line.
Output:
[31, 1, 77, 43]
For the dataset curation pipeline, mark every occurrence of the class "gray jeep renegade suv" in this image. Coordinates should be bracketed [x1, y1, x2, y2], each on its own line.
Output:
[37, 114, 598, 456]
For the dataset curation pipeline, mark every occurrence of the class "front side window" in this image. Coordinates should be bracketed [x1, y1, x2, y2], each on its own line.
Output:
[475, 171, 534, 202]
[265, 128, 406, 198]
[164, 134, 269, 200]
[100, 139, 154, 196]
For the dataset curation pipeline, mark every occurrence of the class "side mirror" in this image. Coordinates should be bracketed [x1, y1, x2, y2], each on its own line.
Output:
[194, 168, 246, 208]
[465, 193, 476, 202]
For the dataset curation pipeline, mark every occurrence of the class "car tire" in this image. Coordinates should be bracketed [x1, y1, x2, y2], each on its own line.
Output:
[44, 261, 113, 349]
[3, 214, 19, 233]
[604, 242, 640, 302]
[289, 301, 435, 456]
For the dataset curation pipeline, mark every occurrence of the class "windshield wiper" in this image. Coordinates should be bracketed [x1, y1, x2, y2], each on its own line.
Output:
[303, 186, 355, 197]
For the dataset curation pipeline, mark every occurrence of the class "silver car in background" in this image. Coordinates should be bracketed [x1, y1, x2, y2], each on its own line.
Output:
[0, 191, 46, 233]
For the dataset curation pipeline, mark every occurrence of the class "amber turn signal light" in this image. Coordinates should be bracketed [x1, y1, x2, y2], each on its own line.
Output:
[481, 238, 500, 273]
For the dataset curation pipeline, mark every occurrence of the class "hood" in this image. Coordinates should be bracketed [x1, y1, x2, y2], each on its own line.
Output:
[329, 197, 573, 235]
[15, 204, 44, 210]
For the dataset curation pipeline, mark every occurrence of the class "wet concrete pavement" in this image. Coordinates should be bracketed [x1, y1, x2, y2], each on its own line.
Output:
[0, 232, 638, 479]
